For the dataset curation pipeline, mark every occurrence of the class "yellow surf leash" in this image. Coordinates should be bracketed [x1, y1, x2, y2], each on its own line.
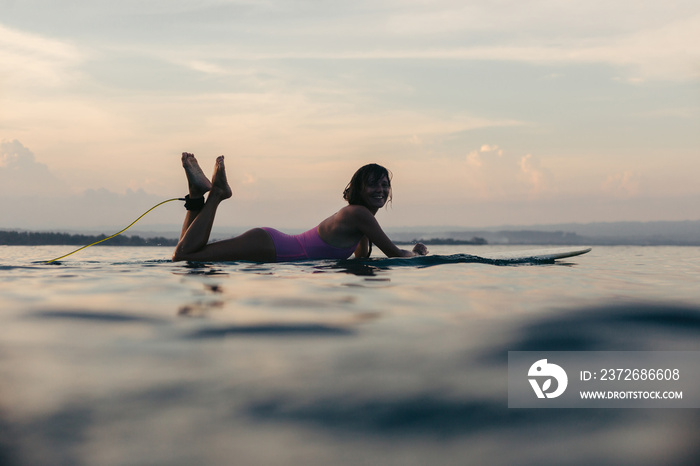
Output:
[45, 197, 184, 264]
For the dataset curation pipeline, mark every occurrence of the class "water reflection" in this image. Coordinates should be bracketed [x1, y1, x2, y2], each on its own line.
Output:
[186, 323, 355, 338]
[506, 302, 700, 353]
[317, 260, 383, 277]
[173, 261, 229, 276]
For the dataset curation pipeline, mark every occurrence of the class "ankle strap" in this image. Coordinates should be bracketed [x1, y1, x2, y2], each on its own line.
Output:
[184, 195, 205, 211]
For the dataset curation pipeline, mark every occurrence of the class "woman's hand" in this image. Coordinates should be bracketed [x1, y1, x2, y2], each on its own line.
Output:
[412, 242, 428, 256]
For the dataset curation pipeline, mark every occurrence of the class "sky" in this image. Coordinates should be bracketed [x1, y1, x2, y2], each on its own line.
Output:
[1, 0, 699, 232]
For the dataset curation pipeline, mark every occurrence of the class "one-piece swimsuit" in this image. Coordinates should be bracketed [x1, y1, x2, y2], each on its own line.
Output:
[261, 226, 359, 262]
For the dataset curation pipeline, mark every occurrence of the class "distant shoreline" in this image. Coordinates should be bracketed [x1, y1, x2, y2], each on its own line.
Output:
[0, 230, 178, 247]
[395, 237, 488, 246]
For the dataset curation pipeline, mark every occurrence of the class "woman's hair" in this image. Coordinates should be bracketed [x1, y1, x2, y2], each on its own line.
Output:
[342, 163, 393, 208]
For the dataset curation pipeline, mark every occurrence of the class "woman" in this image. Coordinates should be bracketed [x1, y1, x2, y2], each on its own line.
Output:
[172, 153, 428, 262]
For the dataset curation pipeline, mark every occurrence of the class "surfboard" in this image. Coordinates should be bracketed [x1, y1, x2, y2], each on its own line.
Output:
[475, 247, 592, 263]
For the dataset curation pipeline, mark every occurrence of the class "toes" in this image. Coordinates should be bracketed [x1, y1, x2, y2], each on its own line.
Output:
[182, 152, 195, 165]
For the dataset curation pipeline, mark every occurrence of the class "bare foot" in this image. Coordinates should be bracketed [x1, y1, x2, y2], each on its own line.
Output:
[210, 155, 232, 200]
[181, 152, 212, 198]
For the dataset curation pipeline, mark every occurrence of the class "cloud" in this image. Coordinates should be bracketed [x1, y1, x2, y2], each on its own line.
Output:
[4, 2, 699, 88]
[0, 23, 85, 89]
[467, 144, 503, 168]
[182, 60, 230, 75]
[408, 134, 422, 145]
[0, 139, 68, 196]
[0, 142, 178, 229]
[81, 1, 698, 83]
[242, 173, 257, 185]
[381, 2, 700, 81]
[519, 154, 547, 194]
[466, 150, 482, 167]
[467, 144, 504, 167]
[1, 139, 37, 169]
[480, 144, 503, 156]
[602, 171, 641, 198]
[457, 145, 552, 200]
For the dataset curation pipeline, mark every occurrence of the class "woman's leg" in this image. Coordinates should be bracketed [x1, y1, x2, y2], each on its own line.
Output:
[174, 228, 277, 262]
[179, 152, 212, 240]
[172, 155, 276, 262]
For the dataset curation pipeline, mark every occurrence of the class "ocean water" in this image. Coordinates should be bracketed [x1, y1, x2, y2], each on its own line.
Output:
[1, 244, 700, 466]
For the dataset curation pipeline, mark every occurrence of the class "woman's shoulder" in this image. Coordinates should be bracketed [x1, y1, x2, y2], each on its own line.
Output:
[321, 205, 374, 232]
[336, 204, 373, 219]
[319, 204, 373, 240]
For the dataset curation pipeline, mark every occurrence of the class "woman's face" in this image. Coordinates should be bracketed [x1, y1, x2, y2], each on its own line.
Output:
[360, 175, 390, 211]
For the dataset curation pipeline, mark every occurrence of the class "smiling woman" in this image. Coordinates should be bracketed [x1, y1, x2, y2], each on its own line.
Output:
[171, 153, 428, 262]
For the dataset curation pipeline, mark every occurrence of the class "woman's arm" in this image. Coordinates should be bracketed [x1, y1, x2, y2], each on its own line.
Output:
[353, 236, 370, 258]
[352, 207, 428, 258]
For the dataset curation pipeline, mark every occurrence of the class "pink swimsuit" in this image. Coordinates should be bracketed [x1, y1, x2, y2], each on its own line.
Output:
[261, 227, 359, 262]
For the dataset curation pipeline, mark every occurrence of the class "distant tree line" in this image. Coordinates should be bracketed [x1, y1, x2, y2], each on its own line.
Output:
[396, 237, 488, 245]
[0, 230, 178, 246]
